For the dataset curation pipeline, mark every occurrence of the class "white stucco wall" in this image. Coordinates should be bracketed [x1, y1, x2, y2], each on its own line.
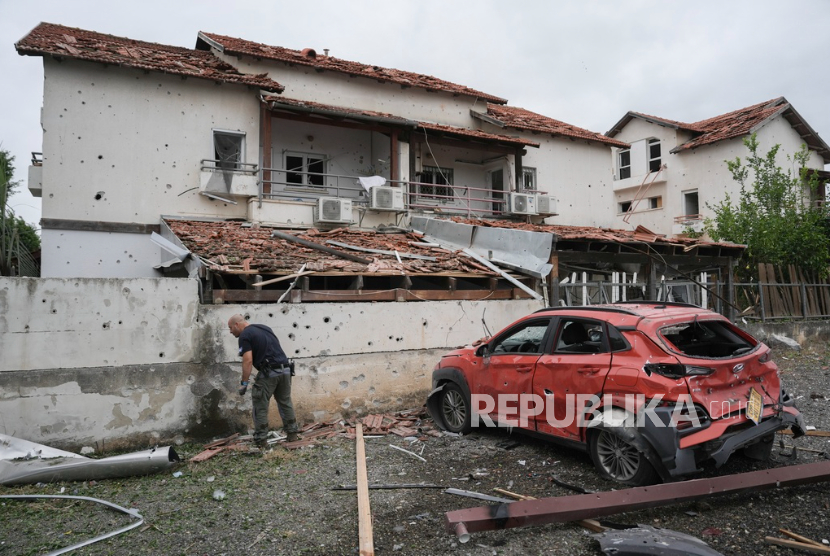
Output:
[222, 53, 482, 128]
[611, 115, 826, 236]
[0, 276, 539, 446]
[40, 229, 165, 278]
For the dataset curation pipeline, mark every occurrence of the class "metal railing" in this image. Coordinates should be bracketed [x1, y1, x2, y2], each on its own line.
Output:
[259, 167, 509, 217]
[201, 159, 258, 174]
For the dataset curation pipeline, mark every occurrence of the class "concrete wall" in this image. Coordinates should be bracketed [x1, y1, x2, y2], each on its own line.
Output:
[0, 277, 538, 449]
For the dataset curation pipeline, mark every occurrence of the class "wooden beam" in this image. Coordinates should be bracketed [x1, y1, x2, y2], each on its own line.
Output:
[212, 288, 529, 303]
[271, 230, 372, 264]
[270, 109, 395, 134]
[40, 218, 160, 234]
[252, 271, 316, 288]
[355, 423, 375, 556]
[765, 537, 830, 554]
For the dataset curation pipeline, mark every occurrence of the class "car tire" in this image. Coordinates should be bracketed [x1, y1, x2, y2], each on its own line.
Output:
[589, 429, 659, 486]
[439, 382, 471, 434]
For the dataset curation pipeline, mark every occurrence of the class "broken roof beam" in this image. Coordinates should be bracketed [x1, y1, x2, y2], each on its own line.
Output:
[325, 240, 438, 261]
[271, 230, 372, 265]
[445, 460, 830, 538]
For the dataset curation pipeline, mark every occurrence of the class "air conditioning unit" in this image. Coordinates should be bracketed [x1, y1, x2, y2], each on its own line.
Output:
[315, 197, 352, 224]
[536, 194, 558, 216]
[370, 186, 405, 211]
[508, 192, 537, 215]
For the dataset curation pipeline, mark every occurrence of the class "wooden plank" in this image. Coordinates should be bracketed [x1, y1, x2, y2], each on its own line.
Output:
[203, 433, 240, 449]
[252, 271, 316, 288]
[213, 288, 528, 303]
[356, 423, 375, 556]
[781, 529, 827, 548]
[765, 537, 830, 554]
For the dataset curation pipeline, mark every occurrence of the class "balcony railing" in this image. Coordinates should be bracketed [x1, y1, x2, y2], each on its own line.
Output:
[259, 167, 509, 218]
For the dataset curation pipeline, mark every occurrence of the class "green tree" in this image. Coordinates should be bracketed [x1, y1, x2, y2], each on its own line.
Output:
[1, 149, 40, 276]
[706, 134, 829, 281]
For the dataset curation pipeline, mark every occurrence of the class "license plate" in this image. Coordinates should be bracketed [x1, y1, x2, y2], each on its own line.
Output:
[746, 387, 763, 425]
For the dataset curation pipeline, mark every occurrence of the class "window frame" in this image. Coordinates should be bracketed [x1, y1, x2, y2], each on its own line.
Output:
[521, 167, 537, 191]
[648, 138, 662, 173]
[618, 149, 631, 180]
[419, 164, 455, 202]
[682, 189, 700, 217]
[212, 129, 246, 171]
[284, 151, 328, 188]
[489, 318, 553, 356]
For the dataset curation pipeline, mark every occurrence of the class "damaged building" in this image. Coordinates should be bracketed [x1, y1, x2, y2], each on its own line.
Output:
[3, 22, 803, 449]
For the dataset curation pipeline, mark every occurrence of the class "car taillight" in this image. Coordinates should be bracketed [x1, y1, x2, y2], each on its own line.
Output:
[759, 350, 772, 363]
[644, 363, 715, 378]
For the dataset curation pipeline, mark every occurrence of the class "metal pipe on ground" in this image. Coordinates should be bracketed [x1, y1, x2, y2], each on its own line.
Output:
[445, 460, 830, 538]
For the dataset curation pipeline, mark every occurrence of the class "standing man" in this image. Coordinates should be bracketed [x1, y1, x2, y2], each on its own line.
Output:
[228, 314, 300, 447]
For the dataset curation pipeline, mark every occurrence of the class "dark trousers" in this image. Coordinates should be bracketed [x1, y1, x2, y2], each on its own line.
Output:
[251, 371, 298, 442]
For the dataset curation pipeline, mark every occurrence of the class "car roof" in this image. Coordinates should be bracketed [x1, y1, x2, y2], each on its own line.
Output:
[531, 302, 723, 328]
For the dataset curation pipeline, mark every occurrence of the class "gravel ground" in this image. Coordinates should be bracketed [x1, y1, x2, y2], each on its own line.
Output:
[3, 345, 830, 555]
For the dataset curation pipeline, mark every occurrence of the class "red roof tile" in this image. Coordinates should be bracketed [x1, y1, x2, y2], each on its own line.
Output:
[486, 104, 629, 148]
[17, 23, 284, 93]
[672, 98, 788, 152]
[198, 31, 506, 104]
[263, 96, 539, 148]
[165, 219, 497, 275]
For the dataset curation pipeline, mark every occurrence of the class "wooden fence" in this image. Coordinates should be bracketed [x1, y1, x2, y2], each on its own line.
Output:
[734, 264, 830, 321]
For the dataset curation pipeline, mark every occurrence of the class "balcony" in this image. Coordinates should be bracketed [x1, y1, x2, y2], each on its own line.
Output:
[199, 159, 259, 201]
[672, 214, 704, 236]
[613, 165, 668, 192]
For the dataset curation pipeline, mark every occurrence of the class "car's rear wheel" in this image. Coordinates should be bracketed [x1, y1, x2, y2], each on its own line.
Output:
[439, 382, 471, 434]
[589, 429, 658, 486]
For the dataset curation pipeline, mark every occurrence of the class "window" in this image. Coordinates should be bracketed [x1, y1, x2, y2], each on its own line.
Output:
[285, 152, 327, 187]
[648, 196, 662, 210]
[491, 319, 551, 355]
[213, 130, 245, 170]
[554, 319, 606, 354]
[618, 149, 631, 179]
[522, 167, 537, 191]
[683, 190, 699, 216]
[619, 201, 632, 214]
[648, 138, 662, 172]
[419, 165, 454, 200]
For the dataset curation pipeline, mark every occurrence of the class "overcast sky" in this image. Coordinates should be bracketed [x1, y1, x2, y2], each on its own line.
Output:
[3, 0, 829, 229]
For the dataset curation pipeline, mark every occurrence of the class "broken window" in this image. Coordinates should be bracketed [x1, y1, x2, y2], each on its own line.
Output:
[285, 152, 327, 187]
[554, 319, 606, 354]
[648, 138, 662, 172]
[213, 130, 245, 170]
[419, 165, 454, 201]
[490, 319, 551, 355]
[659, 320, 756, 358]
[683, 190, 699, 217]
[618, 149, 631, 179]
[619, 201, 632, 214]
[648, 196, 662, 209]
[522, 167, 537, 191]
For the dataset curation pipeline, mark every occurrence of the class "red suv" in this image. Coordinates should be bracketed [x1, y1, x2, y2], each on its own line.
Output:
[427, 303, 804, 485]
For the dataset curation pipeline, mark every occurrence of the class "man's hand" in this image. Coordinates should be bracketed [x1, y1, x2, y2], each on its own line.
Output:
[238, 381, 248, 396]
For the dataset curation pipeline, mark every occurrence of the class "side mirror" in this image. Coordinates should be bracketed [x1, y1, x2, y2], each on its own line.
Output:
[475, 344, 489, 357]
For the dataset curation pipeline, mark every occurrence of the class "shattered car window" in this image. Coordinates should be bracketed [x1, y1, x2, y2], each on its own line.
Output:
[491, 321, 549, 355]
[659, 320, 756, 358]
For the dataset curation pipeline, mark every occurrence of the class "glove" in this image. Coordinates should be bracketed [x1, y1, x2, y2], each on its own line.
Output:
[238, 381, 248, 396]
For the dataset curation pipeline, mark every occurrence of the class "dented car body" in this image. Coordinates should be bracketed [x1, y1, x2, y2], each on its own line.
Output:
[427, 302, 804, 485]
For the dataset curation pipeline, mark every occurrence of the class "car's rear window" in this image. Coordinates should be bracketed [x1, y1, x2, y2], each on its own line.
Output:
[659, 319, 756, 358]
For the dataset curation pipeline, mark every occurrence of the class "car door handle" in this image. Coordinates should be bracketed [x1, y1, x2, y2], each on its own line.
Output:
[516, 366, 533, 373]
[577, 367, 601, 374]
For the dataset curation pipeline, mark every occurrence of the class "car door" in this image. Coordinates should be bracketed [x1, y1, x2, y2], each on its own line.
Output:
[533, 317, 613, 441]
[474, 317, 553, 430]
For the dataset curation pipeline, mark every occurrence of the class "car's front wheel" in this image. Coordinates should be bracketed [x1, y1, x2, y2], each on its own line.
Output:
[439, 382, 471, 434]
[589, 429, 658, 486]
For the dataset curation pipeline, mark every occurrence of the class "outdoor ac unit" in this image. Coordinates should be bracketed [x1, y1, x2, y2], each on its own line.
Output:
[315, 197, 352, 224]
[509, 192, 538, 215]
[370, 186, 405, 211]
[536, 194, 558, 216]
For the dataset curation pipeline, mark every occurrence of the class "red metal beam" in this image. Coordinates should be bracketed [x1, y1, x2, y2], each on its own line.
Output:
[445, 461, 830, 537]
